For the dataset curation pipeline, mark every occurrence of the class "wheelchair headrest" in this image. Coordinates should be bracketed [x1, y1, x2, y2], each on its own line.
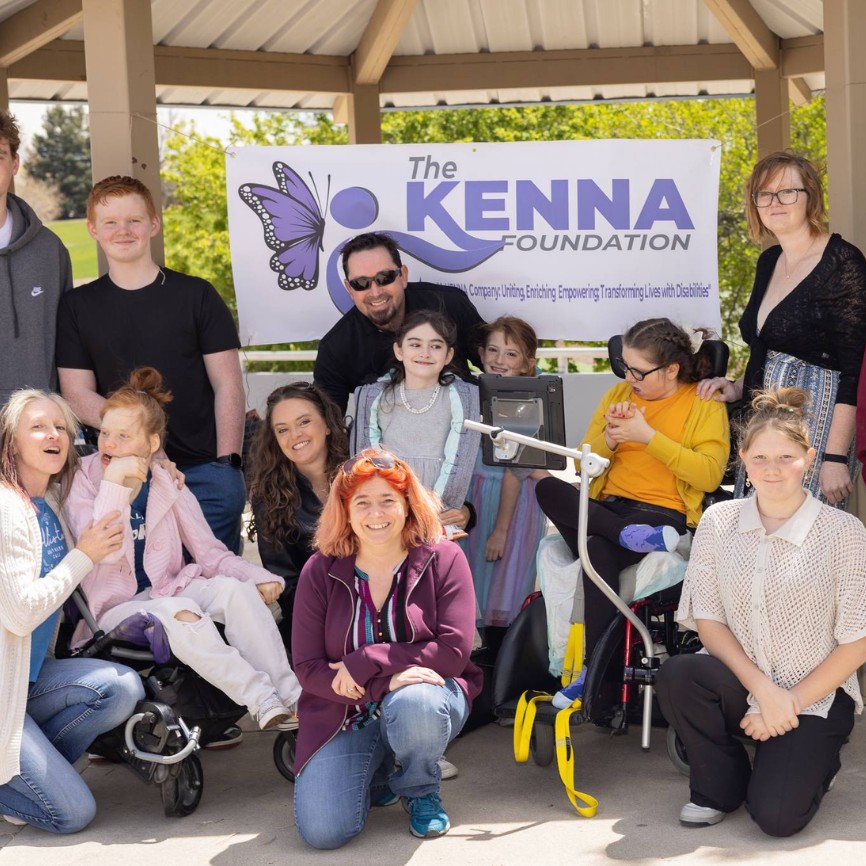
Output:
[608, 334, 728, 380]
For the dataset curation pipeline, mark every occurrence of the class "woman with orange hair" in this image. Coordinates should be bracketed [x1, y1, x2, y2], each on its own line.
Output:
[292, 449, 482, 848]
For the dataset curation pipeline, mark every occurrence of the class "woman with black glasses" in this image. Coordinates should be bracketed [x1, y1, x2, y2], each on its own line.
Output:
[536, 317, 729, 706]
[697, 151, 866, 507]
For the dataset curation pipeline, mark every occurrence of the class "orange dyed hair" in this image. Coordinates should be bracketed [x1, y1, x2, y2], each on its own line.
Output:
[87, 175, 158, 223]
[314, 449, 443, 558]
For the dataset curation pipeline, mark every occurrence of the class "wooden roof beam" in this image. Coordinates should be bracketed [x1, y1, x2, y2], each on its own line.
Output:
[8, 37, 824, 94]
[704, 0, 779, 70]
[353, 0, 417, 85]
[0, 0, 82, 68]
[789, 77, 813, 106]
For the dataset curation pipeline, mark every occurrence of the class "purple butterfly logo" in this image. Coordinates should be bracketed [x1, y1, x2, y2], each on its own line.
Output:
[238, 162, 329, 291]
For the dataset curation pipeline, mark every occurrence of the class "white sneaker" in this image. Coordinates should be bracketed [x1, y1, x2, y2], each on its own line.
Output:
[438, 757, 458, 780]
[679, 802, 725, 827]
[2, 814, 27, 826]
[256, 698, 293, 731]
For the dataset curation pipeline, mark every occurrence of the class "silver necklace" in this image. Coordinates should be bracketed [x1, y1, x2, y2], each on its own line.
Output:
[399, 381, 441, 414]
[783, 237, 817, 279]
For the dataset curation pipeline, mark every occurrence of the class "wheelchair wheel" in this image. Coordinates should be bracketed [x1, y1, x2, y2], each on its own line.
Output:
[530, 723, 555, 767]
[273, 731, 296, 783]
[161, 753, 204, 817]
[666, 726, 690, 777]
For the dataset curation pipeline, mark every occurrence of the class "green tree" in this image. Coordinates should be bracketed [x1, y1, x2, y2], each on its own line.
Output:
[28, 105, 92, 219]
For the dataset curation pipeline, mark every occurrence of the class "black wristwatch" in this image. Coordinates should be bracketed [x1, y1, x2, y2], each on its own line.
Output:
[216, 453, 243, 469]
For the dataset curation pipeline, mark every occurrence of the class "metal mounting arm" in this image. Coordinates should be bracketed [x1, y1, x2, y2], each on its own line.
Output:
[464, 419, 658, 749]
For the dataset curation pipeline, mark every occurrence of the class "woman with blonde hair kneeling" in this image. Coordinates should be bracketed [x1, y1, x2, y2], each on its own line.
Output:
[292, 449, 482, 848]
[657, 388, 866, 835]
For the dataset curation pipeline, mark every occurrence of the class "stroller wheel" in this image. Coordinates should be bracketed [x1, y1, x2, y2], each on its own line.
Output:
[530, 724, 555, 767]
[161, 753, 204, 817]
[273, 731, 296, 783]
[666, 726, 690, 777]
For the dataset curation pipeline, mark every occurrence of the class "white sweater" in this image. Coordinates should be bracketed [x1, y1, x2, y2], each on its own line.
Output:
[0, 483, 93, 784]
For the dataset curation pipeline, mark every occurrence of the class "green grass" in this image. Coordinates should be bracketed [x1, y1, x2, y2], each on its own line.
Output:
[47, 218, 98, 284]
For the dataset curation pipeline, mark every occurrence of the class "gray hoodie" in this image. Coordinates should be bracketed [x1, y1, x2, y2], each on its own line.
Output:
[0, 194, 72, 404]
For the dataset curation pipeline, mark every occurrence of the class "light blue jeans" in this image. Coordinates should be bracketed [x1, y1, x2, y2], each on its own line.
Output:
[0, 658, 144, 833]
[294, 678, 469, 850]
[181, 461, 247, 555]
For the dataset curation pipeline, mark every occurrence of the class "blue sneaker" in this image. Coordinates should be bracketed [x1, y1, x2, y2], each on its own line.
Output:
[552, 668, 587, 709]
[373, 789, 399, 807]
[404, 793, 450, 838]
[618, 523, 680, 553]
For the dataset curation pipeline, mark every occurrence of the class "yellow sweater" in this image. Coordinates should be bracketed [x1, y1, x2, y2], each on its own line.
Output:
[580, 381, 730, 528]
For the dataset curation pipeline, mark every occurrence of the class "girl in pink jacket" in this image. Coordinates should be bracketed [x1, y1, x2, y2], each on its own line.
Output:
[64, 367, 300, 731]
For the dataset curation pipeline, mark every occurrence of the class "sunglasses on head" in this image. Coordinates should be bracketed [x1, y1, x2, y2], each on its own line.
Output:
[341, 450, 397, 475]
[346, 269, 401, 292]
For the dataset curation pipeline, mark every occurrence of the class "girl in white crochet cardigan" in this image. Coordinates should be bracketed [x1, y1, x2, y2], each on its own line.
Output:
[657, 387, 866, 836]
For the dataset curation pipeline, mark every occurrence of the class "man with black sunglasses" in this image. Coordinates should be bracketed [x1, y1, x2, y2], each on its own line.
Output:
[314, 232, 485, 415]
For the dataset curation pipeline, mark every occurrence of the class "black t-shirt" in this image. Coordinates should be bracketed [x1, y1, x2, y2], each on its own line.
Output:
[313, 281, 485, 413]
[55, 268, 241, 465]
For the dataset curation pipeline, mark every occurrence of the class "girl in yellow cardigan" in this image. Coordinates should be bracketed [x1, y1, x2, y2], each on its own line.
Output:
[536, 317, 730, 706]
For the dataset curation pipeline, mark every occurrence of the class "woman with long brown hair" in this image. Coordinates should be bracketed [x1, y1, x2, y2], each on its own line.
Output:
[248, 382, 349, 651]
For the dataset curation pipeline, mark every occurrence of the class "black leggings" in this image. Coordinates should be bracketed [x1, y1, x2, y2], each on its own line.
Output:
[535, 476, 687, 660]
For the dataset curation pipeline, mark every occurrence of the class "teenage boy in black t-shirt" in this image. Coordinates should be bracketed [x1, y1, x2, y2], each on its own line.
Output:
[56, 176, 247, 554]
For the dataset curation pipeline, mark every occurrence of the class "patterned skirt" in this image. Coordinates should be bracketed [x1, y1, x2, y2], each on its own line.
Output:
[733, 350, 859, 507]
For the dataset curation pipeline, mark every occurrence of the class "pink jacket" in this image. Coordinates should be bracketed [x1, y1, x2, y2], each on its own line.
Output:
[64, 454, 283, 642]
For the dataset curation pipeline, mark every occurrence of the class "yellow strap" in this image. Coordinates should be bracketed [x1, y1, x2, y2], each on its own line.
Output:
[513, 691, 553, 763]
[554, 706, 599, 818]
[562, 622, 584, 688]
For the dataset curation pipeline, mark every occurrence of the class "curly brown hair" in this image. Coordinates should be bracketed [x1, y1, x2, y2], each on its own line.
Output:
[247, 382, 348, 551]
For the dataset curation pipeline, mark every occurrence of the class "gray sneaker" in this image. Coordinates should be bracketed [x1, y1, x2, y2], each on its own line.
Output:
[679, 802, 725, 827]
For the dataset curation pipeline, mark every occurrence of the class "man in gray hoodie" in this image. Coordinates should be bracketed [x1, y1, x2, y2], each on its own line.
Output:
[0, 110, 73, 405]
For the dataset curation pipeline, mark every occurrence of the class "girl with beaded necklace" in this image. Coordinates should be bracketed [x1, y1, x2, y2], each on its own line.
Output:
[351, 309, 480, 534]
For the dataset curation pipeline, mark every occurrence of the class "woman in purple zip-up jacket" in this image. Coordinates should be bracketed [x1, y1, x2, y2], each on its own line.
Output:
[292, 449, 482, 848]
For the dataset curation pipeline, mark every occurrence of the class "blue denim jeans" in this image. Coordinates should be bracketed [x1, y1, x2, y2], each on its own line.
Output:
[0, 658, 144, 833]
[294, 678, 469, 849]
[181, 460, 247, 554]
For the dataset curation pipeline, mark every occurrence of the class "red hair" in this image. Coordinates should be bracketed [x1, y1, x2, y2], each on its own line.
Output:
[314, 449, 443, 558]
[101, 367, 172, 446]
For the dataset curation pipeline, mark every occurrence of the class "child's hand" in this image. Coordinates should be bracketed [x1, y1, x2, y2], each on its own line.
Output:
[256, 581, 282, 605]
[485, 528, 507, 561]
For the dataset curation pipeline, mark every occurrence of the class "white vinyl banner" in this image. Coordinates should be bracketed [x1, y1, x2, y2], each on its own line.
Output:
[226, 140, 721, 346]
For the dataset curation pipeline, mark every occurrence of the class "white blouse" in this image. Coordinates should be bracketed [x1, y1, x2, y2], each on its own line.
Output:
[677, 492, 866, 718]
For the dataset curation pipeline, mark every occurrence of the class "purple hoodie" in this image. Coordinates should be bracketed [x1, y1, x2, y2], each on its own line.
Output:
[292, 540, 483, 775]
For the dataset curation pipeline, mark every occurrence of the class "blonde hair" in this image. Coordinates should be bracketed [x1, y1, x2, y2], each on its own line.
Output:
[739, 387, 811, 453]
[0, 390, 80, 500]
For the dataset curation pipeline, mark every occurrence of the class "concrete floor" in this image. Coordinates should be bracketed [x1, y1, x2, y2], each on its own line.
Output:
[3, 715, 866, 866]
